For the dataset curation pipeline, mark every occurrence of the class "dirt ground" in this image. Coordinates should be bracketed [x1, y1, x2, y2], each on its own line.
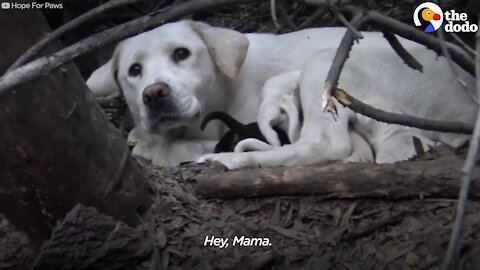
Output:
[141, 158, 480, 270]
[1, 147, 480, 269]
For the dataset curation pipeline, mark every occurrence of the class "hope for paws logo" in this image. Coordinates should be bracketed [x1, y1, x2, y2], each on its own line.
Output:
[413, 2, 478, 33]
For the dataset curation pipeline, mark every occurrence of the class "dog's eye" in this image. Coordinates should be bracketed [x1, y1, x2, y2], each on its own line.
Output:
[172, 47, 191, 62]
[128, 63, 142, 77]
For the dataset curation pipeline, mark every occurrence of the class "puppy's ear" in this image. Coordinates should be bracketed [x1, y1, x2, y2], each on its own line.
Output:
[189, 21, 249, 79]
[86, 44, 122, 97]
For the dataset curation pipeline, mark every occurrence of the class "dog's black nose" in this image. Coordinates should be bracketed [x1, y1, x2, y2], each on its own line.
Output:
[142, 82, 171, 108]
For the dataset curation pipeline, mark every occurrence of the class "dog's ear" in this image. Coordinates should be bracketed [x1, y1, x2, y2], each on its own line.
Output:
[86, 44, 122, 97]
[189, 21, 249, 79]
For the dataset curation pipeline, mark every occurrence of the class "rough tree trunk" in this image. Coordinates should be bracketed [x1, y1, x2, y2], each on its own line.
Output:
[0, 8, 151, 245]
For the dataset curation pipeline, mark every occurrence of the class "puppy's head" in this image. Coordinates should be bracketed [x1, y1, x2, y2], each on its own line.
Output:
[87, 21, 249, 133]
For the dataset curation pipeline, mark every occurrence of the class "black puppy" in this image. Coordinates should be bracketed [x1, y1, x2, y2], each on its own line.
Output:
[201, 111, 290, 153]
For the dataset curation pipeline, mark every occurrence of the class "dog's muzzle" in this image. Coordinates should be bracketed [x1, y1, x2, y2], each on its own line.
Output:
[140, 82, 199, 132]
[143, 82, 171, 109]
[142, 82, 179, 117]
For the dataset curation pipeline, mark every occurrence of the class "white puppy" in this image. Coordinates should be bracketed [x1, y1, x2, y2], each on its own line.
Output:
[234, 70, 374, 163]
[232, 70, 302, 153]
[199, 32, 476, 169]
[87, 21, 353, 166]
[258, 70, 302, 146]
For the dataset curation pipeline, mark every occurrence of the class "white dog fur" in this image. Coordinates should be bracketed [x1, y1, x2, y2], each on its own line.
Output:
[199, 31, 476, 169]
[87, 21, 359, 166]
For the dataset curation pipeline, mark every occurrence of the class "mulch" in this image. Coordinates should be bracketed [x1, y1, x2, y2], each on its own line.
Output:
[1, 148, 480, 269]
[137, 153, 480, 270]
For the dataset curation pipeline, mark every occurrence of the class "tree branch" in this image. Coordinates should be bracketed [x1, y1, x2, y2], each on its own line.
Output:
[450, 33, 477, 57]
[383, 32, 423, 72]
[270, 0, 281, 30]
[0, 0, 255, 96]
[6, 0, 144, 73]
[333, 88, 473, 134]
[332, 4, 363, 40]
[298, 6, 329, 29]
[366, 10, 475, 75]
[322, 11, 368, 115]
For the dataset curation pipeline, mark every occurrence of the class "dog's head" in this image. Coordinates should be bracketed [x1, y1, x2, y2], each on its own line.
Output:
[87, 21, 249, 133]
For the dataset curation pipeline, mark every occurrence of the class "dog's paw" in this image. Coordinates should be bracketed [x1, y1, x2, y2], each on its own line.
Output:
[196, 153, 251, 170]
[196, 153, 217, 163]
[127, 138, 138, 149]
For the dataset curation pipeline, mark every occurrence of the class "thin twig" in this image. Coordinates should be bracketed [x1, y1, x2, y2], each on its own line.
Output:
[383, 32, 423, 72]
[305, 0, 352, 6]
[322, 11, 368, 116]
[437, 28, 469, 90]
[0, 0, 256, 96]
[437, 28, 479, 107]
[442, 19, 480, 270]
[299, 6, 329, 29]
[7, 0, 143, 72]
[332, 4, 363, 39]
[342, 212, 406, 241]
[450, 33, 477, 56]
[278, 0, 297, 30]
[366, 9, 475, 75]
[333, 88, 474, 134]
[270, 0, 281, 30]
[299, 3, 475, 75]
[287, 4, 303, 24]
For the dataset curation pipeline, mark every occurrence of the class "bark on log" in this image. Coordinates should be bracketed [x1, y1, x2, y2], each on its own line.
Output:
[195, 151, 480, 199]
[31, 204, 153, 270]
[0, 8, 151, 245]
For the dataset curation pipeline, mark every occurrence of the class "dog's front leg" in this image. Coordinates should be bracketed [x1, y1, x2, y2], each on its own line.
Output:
[197, 138, 352, 170]
[143, 139, 217, 167]
[128, 127, 217, 166]
[161, 139, 217, 166]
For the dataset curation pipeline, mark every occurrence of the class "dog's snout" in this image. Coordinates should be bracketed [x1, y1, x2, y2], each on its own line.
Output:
[143, 82, 171, 107]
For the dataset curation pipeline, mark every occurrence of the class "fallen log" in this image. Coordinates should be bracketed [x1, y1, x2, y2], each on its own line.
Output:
[195, 151, 479, 199]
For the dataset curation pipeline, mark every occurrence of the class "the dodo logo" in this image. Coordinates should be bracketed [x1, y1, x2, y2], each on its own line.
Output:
[413, 2, 443, 33]
[413, 2, 478, 33]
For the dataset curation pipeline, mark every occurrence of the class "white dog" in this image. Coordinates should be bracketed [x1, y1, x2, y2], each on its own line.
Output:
[87, 21, 355, 166]
[87, 20, 476, 169]
[199, 32, 477, 169]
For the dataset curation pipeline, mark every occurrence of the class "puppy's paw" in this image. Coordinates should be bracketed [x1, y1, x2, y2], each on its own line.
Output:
[196, 153, 251, 170]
